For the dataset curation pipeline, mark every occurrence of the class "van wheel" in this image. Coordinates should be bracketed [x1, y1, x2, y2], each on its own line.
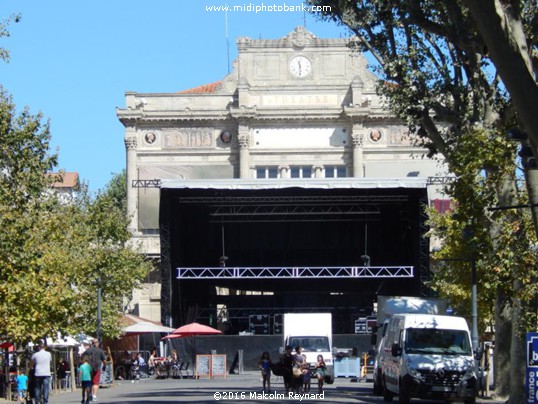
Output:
[373, 373, 383, 395]
[398, 378, 410, 404]
[382, 378, 393, 402]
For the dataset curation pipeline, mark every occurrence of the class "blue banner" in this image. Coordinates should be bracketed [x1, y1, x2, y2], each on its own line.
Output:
[526, 332, 538, 403]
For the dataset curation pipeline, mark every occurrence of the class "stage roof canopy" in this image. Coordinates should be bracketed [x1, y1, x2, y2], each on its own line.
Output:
[160, 177, 428, 191]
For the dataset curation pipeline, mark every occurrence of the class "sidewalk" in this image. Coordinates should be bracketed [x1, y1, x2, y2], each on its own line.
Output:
[1, 373, 505, 403]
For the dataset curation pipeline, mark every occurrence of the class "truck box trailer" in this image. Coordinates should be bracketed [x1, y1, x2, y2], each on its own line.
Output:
[282, 313, 334, 384]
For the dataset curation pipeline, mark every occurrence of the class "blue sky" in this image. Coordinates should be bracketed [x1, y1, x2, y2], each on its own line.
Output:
[1, 1, 348, 193]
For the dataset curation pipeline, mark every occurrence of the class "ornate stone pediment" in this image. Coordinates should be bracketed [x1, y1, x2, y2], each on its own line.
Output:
[284, 26, 317, 49]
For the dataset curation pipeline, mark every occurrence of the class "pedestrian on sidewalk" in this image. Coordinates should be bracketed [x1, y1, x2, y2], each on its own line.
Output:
[83, 338, 106, 401]
[79, 355, 93, 404]
[31, 341, 52, 404]
[257, 351, 272, 393]
[15, 369, 28, 403]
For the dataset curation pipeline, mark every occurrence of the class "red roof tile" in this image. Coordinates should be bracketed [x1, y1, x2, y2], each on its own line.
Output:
[178, 81, 222, 94]
[47, 172, 80, 189]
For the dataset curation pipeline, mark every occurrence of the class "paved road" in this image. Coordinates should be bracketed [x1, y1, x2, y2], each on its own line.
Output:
[2, 373, 504, 404]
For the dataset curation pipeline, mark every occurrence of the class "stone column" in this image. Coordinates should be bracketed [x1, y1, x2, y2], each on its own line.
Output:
[313, 165, 324, 178]
[238, 123, 250, 179]
[352, 128, 365, 178]
[124, 131, 138, 233]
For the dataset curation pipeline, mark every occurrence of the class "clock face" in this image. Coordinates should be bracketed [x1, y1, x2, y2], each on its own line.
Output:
[289, 56, 312, 78]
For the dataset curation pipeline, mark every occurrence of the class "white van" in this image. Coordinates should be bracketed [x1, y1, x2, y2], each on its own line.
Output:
[380, 314, 477, 404]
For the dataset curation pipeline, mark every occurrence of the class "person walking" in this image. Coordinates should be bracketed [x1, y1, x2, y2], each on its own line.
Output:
[83, 338, 106, 401]
[293, 346, 309, 393]
[257, 351, 272, 393]
[15, 369, 28, 403]
[31, 342, 52, 404]
[279, 345, 294, 394]
[78, 355, 93, 404]
[148, 348, 157, 376]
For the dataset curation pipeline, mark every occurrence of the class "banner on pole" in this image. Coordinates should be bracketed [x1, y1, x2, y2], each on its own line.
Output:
[526, 332, 538, 403]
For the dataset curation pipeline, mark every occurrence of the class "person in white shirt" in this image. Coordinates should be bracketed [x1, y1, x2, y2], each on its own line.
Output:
[136, 353, 146, 366]
[31, 342, 52, 404]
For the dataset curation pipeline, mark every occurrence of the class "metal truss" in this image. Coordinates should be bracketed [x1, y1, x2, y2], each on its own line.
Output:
[178, 195, 410, 205]
[176, 266, 414, 279]
[179, 195, 407, 222]
[209, 203, 380, 222]
[132, 179, 161, 188]
[196, 306, 355, 321]
[419, 196, 431, 297]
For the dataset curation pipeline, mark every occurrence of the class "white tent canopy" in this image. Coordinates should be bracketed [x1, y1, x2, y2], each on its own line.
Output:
[122, 314, 175, 334]
[123, 322, 175, 334]
[46, 335, 80, 348]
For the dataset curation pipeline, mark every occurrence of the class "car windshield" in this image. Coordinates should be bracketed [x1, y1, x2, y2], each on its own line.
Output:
[404, 328, 472, 355]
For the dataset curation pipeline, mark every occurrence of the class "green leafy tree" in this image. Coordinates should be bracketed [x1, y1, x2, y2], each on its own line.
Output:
[461, 0, 538, 157]
[100, 169, 127, 216]
[0, 87, 59, 340]
[308, 1, 537, 400]
[0, 14, 20, 62]
[0, 87, 150, 342]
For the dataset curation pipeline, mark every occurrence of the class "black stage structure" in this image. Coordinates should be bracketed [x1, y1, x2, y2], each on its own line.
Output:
[158, 178, 432, 334]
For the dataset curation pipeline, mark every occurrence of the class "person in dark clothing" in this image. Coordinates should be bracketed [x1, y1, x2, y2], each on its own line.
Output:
[279, 345, 294, 394]
[83, 339, 106, 401]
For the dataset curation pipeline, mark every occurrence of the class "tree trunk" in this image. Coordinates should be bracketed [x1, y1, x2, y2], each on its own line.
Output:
[507, 282, 526, 404]
[494, 288, 511, 400]
[464, 0, 538, 156]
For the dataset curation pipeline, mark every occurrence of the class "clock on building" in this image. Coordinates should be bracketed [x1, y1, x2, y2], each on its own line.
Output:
[289, 55, 312, 78]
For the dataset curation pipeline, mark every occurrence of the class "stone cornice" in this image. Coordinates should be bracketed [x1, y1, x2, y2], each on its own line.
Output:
[119, 108, 401, 125]
[137, 150, 236, 158]
[237, 27, 350, 50]
[118, 110, 232, 123]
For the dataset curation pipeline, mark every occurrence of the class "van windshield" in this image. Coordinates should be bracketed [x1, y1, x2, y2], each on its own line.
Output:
[404, 328, 472, 355]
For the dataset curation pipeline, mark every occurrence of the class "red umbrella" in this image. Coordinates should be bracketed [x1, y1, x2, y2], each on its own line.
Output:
[162, 322, 222, 365]
[0, 342, 14, 350]
[171, 322, 222, 336]
[161, 334, 183, 340]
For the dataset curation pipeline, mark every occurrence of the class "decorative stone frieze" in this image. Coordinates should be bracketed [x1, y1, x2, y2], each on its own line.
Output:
[352, 133, 364, 148]
[238, 134, 250, 149]
[125, 136, 137, 150]
[285, 26, 316, 49]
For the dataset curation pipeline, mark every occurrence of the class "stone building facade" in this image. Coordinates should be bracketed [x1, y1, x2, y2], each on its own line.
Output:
[117, 27, 446, 324]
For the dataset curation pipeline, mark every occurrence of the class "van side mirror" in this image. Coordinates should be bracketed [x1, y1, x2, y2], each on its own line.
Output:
[391, 343, 401, 357]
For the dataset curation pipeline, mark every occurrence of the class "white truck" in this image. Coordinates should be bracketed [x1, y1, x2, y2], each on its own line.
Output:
[380, 313, 477, 404]
[372, 296, 448, 395]
[281, 313, 334, 384]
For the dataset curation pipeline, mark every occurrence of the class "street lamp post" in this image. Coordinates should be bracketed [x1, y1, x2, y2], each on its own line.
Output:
[97, 277, 102, 344]
[470, 258, 479, 352]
